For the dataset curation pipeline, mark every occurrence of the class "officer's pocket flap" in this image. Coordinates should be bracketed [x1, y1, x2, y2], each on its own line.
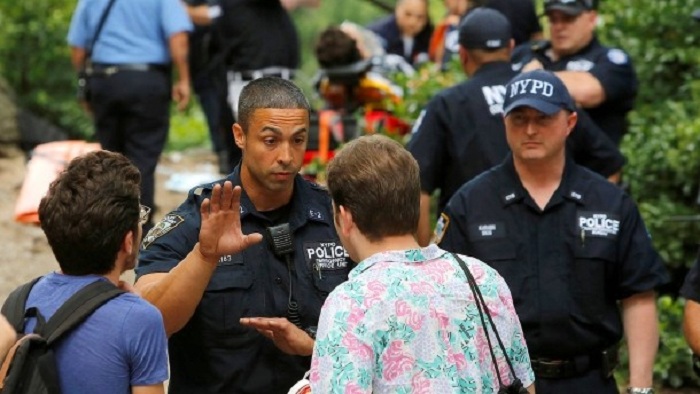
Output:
[206, 269, 254, 292]
[574, 238, 616, 262]
[472, 240, 517, 261]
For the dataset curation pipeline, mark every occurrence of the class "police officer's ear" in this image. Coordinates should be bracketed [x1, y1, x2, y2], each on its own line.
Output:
[233, 123, 246, 149]
[566, 111, 578, 136]
[458, 46, 470, 70]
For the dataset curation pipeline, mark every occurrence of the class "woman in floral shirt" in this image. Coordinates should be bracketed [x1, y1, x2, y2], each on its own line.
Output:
[310, 134, 534, 393]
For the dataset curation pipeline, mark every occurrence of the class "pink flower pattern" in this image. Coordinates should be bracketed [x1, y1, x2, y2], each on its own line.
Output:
[381, 341, 414, 381]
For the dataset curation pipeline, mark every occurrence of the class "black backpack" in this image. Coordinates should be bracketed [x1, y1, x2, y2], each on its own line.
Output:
[0, 278, 124, 394]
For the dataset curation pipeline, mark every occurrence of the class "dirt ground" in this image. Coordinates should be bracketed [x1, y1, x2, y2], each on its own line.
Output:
[0, 144, 218, 301]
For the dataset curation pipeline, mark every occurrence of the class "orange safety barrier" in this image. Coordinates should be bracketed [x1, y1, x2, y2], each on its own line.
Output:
[14, 141, 101, 224]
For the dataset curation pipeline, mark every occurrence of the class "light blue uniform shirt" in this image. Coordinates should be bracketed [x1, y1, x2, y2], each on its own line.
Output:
[67, 0, 192, 64]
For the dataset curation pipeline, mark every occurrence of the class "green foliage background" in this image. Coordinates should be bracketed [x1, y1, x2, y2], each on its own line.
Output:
[1, 0, 700, 388]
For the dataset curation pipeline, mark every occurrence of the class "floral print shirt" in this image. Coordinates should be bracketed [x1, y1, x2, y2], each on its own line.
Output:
[310, 245, 534, 393]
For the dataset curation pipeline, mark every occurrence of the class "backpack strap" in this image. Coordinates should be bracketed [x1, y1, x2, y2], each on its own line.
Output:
[40, 280, 125, 345]
[1, 277, 42, 333]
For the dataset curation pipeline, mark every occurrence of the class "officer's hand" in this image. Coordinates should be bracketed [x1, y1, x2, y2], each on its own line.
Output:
[198, 182, 263, 263]
[172, 79, 191, 111]
[522, 59, 544, 72]
[240, 317, 314, 356]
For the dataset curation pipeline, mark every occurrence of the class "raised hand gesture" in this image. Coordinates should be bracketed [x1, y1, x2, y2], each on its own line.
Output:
[198, 181, 263, 263]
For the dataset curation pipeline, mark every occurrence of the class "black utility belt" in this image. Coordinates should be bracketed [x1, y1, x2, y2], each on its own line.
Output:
[531, 343, 619, 380]
[229, 68, 295, 81]
[89, 63, 170, 76]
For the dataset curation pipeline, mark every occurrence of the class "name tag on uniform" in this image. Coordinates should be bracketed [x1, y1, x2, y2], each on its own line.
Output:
[577, 211, 620, 238]
[468, 222, 505, 240]
[304, 241, 348, 270]
[218, 254, 243, 266]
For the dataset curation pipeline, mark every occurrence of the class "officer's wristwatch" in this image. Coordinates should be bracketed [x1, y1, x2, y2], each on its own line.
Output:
[303, 326, 317, 340]
[626, 387, 654, 394]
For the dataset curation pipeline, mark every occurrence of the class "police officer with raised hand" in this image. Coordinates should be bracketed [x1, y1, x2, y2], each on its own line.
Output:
[512, 0, 637, 146]
[408, 8, 624, 246]
[134, 77, 351, 394]
[438, 70, 667, 394]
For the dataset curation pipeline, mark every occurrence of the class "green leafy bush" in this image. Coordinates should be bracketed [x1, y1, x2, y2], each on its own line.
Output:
[0, 0, 91, 138]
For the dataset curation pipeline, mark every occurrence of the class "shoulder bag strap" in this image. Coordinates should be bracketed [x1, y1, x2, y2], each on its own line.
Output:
[451, 253, 522, 389]
[0, 276, 42, 333]
[40, 280, 125, 345]
[87, 0, 120, 58]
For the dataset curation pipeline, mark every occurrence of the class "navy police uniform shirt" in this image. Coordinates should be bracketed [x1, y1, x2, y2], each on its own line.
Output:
[438, 156, 667, 358]
[512, 36, 638, 145]
[680, 252, 700, 302]
[407, 61, 624, 214]
[136, 166, 350, 394]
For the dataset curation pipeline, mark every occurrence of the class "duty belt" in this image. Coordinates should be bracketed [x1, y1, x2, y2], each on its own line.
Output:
[90, 63, 169, 76]
[230, 67, 295, 81]
[531, 343, 619, 379]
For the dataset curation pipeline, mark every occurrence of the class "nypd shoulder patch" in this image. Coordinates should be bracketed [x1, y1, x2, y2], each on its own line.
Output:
[607, 49, 628, 65]
[433, 212, 450, 245]
[142, 213, 185, 249]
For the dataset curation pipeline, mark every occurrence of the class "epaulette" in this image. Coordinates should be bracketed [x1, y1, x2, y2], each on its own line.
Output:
[530, 39, 551, 54]
[308, 182, 329, 192]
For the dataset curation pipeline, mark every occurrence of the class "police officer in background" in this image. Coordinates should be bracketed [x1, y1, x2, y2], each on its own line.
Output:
[512, 0, 638, 146]
[67, 0, 192, 229]
[408, 8, 624, 246]
[184, 0, 319, 173]
[438, 70, 667, 394]
[134, 78, 351, 394]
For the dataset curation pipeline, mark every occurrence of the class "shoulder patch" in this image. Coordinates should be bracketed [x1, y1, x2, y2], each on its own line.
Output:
[411, 110, 426, 135]
[433, 212, 450, 245]
[607, 49, 628, 65]
[142, 213, 185, 249]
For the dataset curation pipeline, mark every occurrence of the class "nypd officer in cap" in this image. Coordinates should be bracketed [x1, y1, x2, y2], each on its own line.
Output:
[134, 77, 351, 394]
[438, 70, 667, 394]
[408, 7, 624, 246]
[512, 0, 637, 146]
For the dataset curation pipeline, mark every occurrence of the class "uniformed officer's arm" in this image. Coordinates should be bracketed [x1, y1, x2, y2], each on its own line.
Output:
[684, 300, 700, 355]
[417, 192, 433, 246]
[239, 317, 314, 356]
[70, 47, 87, 71]
[622, 290, 658, 388]
[554, 71, 606, 108]
[136, 183, 263, 336]
[169, 32, 191, 111]
[132, 383, 165, 394]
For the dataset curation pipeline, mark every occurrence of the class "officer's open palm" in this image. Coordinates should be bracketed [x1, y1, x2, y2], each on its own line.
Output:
[198, 182, 263, 262]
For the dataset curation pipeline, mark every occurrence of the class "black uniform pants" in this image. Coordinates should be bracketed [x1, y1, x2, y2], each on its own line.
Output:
[90, 69, 171, 223]
[535, 368, 619, 393]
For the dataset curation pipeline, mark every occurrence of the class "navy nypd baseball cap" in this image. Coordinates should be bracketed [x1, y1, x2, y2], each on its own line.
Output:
[543, 0, 596, 16]
[503, 70, 576, 116]
[458, 8, 511, 50]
